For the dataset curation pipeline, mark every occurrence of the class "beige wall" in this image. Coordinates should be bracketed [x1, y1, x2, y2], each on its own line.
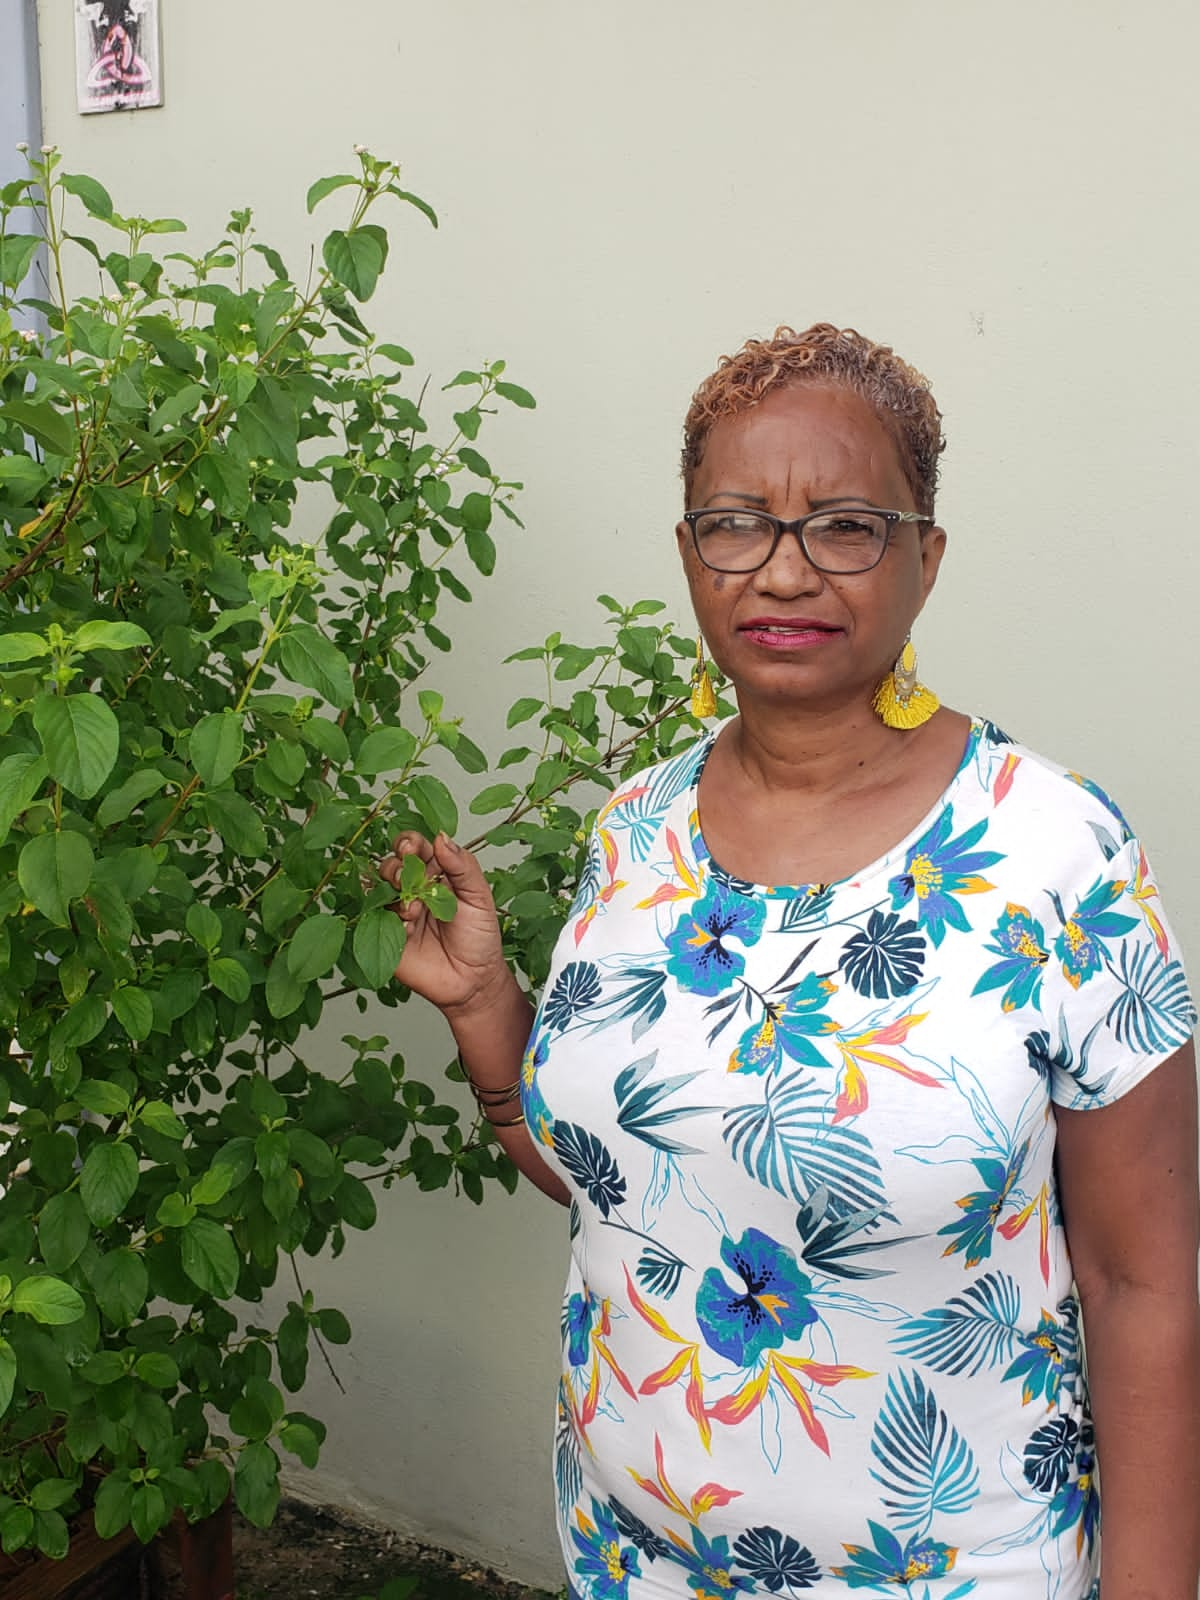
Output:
[38, 1, 1200, 1585]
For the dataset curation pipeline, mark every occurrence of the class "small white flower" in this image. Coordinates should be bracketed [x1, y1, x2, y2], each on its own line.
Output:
[353, 143, 367, 155]
[40, 144, 56, 155]
[15, 141, 29, 154]
[19, 330, 37, 344]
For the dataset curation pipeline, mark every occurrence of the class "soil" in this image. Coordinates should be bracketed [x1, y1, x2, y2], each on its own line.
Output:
[225, 1498, 558, 1600]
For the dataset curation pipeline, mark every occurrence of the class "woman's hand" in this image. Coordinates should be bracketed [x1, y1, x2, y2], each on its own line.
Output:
[376, 831, 509, 1015]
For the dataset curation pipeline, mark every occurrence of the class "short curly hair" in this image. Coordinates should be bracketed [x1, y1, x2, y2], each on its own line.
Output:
[681, 323, 945, 516]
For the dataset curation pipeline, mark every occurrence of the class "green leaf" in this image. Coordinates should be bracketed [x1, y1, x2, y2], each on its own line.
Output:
[322, 226, 386, 302]
[255, 1130, 289, 1181]
[386, 185, 439, 228]
[352, 907, 406, 988]
[130, 1482, 168, 1545]
[0, 1338, 15, 1418]
[80, 1142, 139, 1227]
[0, 398, 77, 457]
[408, 774, 458, 838]
[287, 914, 346, 982]
[186, 902, 223, 951]
[0, 454, 50, 499]
[265, 959, 305, 1019]
[208, 956, 251, 1003]
[316, 1306, 352, 1344]
[74, 1079, 130, 1116]
[278, 624, 353, 709]
[306, 173, 357, 212]
[180, 1217, 240, 1298]
[190, 711, 244, 786]
[149, 381, 205, 434]
[279, 1420, 320, 1468]
[61, 172, 114, 219]
[35, 1508, 69, 1560]
[111, 985, 153, 1041]
[468, 782, 519, 816]
[286, 1127, 337, 1179]
[376, 342, 414, 365]
[93, 1473, 134, 1539]
[190, 1164, 233, 1207]
[38, 1192, 89, 1273]
[465, 525, 497, 576]
[91, 1247, 149, 1326]
[95, 767, 167, 826]
[506, 696, 542, 728]
[0, 632, 50, 665]
[422, 881, 457, 922]
[12, 1275, 85, 1325]
[72, 620, 152, 653]
[234, 1440, 279, 1529]
[204, 790, 267, 857]
[1, 1501, 34, 1554]
[138, 1101, 186, 1140]
[261, 874, 307, 935]
[33, 693, 119, 798]
[0, 753, 48, 844]
[30, 1478, 77, 1513]
[355, 727, 417, 777]
[0, 234, 39, 289]
[336, 1174, 377, 1230]
[134, 1352, 179, 1389]
[18, 830, 93, 926]
[495, 380, 536, 409]
[156, 1192, 195, 1228]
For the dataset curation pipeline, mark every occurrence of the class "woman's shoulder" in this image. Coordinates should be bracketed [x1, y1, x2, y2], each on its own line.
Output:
[965, 716, 1136, 850]
[593, 731, 713, 838]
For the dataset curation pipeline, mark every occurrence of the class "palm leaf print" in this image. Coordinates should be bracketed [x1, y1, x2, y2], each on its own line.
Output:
[795, 1187, 911, 1281]
[635, 1242, 687, 1299]
[554, 1379, 582, 1515]
[869, 1369, 979, 1534]
[722, 1071, 887, 1214]
[1106, 944, 1196, 1055]
[605, 743, 706, 859]
[777, 885, 835, 933]
[614, 1050, 719, 1156]
[892, 1272, 1022, 1376]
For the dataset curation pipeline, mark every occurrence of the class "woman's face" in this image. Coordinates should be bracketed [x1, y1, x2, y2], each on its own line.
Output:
[677, 382, 945, 716]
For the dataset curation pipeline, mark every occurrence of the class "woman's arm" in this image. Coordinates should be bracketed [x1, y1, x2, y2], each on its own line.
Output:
[1056, 1039, 1200, 1600]
[378, 830, 569, 1205]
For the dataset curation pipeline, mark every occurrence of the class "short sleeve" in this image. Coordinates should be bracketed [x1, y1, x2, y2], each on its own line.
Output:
[1040, 834, 1196, 1109]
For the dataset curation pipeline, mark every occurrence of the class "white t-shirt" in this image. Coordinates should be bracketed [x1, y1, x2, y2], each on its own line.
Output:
[523, 719, 1195, 1600]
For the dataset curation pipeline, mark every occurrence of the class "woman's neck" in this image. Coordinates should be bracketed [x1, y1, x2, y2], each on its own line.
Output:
[721, 695, 925, 802]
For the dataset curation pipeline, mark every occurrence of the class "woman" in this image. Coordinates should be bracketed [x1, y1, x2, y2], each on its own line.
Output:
[379, 326, 1199, 1599]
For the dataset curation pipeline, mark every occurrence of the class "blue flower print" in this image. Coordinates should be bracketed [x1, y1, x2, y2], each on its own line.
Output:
[521, 1034, 553, 1146]
[1003, 1308, 1066, 1406]
[832, 1521, 958, 1587]
[1052, 876, 1137, 990]
[565, 1289, 597, 1368]
[1048, 1422, 1099, 1556]
[973, 902, 1050, 1012]
[666, 882, 766, 997]
[732, 1526, 822, 1591]
[572, 1497, 642, 1600]
[727, 973, 838, 1075]
[670, 1526, 755, 1600]
[888, 807, 1000, 947]
[938, 1143, 1028, 1268]
[544, 961, 603, 1031]
[838, 910, 926, 999]
[695, 1228, 817, 1366]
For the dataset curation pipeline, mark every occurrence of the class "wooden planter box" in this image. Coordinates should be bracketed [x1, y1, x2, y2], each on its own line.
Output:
[0, 1497, 233, 1600]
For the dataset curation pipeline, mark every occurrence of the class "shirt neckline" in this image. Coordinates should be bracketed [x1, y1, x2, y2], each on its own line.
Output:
[686, 717, 984, 901]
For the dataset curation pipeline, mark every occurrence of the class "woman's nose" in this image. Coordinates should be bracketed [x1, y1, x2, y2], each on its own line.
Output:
[753, 529, 825, 595]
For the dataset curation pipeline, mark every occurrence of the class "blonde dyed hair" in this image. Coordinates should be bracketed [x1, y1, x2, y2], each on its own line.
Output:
[681, 323, 945, 516]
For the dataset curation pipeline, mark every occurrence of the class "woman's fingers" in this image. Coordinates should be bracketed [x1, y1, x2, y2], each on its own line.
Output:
[429, 833, 495, 910]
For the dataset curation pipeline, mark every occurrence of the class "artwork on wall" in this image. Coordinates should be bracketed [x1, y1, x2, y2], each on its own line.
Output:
[75, 0, 163, 114]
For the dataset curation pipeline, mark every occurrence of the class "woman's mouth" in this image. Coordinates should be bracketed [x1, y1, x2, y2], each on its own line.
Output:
[739, 618, 843, 649]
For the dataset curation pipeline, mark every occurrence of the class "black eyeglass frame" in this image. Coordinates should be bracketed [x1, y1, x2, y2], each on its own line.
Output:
[682, 506, 933, 575]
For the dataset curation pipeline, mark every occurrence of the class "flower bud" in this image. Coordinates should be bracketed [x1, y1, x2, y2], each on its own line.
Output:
[40, 144, 56, 155]
[15, 141, 28, 153]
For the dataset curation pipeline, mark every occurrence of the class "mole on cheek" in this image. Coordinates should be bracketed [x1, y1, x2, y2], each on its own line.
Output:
[712, 574, 727, 592]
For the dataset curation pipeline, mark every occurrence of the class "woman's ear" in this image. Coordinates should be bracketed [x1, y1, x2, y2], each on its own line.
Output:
[919, 524, 947, 601]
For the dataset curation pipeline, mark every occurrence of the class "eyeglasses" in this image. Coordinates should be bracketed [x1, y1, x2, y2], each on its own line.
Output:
[682, 506, 932, 575]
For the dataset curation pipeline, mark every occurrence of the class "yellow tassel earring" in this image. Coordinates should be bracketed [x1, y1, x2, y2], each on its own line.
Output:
[690, 635, 717, 719]
[873, 638, 940, 730]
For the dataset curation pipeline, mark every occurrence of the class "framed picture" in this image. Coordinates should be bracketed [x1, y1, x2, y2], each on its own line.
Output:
[75, 0, 163, 114]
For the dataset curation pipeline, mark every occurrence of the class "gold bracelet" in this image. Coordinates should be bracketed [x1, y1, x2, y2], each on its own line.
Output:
[459, 1055, 522, 1111]
[483, 1108, 526, 1128]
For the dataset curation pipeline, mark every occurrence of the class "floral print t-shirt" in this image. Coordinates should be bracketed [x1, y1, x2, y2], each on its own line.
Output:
[521, 719, 1196, 1600]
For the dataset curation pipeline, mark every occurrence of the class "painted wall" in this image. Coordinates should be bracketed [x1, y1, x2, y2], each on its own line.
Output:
[35, 1, 1200, 1585]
